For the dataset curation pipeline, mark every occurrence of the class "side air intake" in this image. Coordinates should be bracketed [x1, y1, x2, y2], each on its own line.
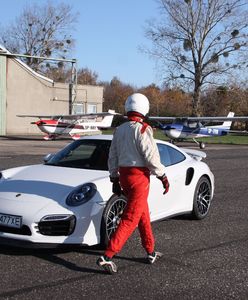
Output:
[185, 168, 194, 185]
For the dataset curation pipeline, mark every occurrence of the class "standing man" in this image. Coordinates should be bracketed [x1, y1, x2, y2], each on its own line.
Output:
[97, 93, 170, 274]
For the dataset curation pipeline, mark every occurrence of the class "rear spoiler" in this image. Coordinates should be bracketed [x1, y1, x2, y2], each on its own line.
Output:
[181, 148, 207, 161]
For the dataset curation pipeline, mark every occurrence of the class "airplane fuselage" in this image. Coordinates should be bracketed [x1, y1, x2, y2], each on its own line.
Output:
[18, 110, 115, 140]
[36, 120, 100, 135]
[164, 124, 229, 139]
[150, 111, 248, 148]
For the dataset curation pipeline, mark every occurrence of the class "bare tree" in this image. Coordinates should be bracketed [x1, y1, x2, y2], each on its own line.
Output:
[145, 0, 248, 115]
[77, 68, 99, 85]
[45, 65, 71, 83]
[0, 1, 78, 72]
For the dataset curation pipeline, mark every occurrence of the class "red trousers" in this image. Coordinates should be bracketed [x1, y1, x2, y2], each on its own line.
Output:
[105, 167, 155, 258]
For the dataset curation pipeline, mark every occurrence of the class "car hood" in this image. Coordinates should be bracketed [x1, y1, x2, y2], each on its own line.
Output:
[0, 164, 108, 206]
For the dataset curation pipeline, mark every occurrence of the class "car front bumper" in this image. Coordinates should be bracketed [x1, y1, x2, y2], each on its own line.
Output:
[0, 196, 105, 247]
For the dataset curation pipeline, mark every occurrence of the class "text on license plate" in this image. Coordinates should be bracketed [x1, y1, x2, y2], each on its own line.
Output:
[0, 213, 22, 228]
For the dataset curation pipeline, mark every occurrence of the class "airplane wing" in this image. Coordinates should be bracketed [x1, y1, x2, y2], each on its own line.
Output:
[184, 116, 248, 122]
[17, 110, 118, 120]
[148, 116, 177, 121]
[149, 116, 248, 122]
[17, 115, 60, 119]
[228, 129, 248, 134]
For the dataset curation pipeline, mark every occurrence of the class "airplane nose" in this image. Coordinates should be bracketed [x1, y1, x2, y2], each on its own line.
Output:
[164, 125, 177, 131]
[164, 124, 183, 139]
[35, 120, 46, 126]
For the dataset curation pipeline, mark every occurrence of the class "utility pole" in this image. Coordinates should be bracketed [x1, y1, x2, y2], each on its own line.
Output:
[69, 60, 77, 114]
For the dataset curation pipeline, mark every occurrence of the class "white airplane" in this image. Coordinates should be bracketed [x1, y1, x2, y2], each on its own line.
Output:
[17, 110, 116, 140]
[149, 112, 248, 149]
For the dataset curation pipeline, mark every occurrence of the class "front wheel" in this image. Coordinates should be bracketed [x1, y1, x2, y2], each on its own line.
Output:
[191, 176, 212, 220]
[100, 194, 127, 248]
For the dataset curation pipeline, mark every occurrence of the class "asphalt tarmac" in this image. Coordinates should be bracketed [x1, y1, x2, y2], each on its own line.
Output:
[0, 136, 247, 300]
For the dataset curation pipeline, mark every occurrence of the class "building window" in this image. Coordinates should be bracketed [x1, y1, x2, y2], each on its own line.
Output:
[72, 103, 84, 114]
[87, 104, 97, 113]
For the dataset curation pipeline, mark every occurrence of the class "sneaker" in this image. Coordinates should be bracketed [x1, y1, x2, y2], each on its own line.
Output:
[97, 256, 118, 274]
[147, 251, 163, 264]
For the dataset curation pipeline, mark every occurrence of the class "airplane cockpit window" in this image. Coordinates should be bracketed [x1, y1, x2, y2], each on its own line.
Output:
[157, 143, 185, 167]
[188, 122, 198, 128]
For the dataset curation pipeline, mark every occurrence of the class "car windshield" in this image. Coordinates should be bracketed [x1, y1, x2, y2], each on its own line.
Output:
[45, 139, 111, 170]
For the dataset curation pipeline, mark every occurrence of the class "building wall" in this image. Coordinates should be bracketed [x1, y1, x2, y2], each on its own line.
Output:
[0, 56, 6, 135]
[5, 57, 104, 135]
[76, 85, 103, 113]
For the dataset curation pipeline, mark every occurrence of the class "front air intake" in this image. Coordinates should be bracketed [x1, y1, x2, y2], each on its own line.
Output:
[0, 225, 31, 236]
[38, 215, 76, 236]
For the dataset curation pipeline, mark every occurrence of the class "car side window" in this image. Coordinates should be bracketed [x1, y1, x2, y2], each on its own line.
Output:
[157, 144, 171, 166]
[157, 143, 185, 167]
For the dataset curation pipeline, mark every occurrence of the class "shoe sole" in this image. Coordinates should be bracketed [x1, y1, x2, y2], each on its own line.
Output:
[102, 264, 117, 274]
[96, 260, 117, 274]
[148, 252, 163, 264]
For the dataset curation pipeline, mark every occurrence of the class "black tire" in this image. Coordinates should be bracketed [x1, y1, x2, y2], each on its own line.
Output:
[100, 194, 127, 248]
[191, 176, 212, 220]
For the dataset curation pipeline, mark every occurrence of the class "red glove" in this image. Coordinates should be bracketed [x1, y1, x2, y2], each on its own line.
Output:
[110, 176, 122, 196]
[157, 174, 170, 194]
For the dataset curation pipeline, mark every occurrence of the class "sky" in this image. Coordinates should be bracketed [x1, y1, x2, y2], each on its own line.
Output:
[0, 0, 162, 87]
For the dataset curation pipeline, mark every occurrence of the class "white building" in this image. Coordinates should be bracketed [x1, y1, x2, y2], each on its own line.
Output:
[0, 45, 104, 135]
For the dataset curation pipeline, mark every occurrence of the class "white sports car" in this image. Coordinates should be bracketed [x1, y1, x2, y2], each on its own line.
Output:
[0, 135, 214, 247]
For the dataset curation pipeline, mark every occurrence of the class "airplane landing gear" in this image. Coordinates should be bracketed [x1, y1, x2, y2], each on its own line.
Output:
[71, 134, 81, 140]
[193, 138, 206, 149]
[43, 134, 57, 141]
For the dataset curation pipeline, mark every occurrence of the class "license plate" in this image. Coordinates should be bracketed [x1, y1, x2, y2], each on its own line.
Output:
[0, 213, 22, 228]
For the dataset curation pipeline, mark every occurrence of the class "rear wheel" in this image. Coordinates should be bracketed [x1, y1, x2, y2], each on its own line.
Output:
[192, 176, 212, 219]
[100, 194, 127, 248]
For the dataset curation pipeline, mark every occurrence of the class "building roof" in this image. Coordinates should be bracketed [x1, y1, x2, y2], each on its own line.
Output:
[0, 44, 53, 83]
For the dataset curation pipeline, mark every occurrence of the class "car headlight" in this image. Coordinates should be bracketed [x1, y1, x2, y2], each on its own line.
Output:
[66, 183, 97, 206]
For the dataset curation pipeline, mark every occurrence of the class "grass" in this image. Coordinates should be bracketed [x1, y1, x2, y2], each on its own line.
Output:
[153, 130, 248, 145]
[103, 128, 248, 145]
[196, 134, 248, 145]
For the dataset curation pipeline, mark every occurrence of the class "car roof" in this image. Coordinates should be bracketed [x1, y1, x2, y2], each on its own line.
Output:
[79, 134, 184, 152]
[79, 134, 168, 144]
[79, 135, 207, 160]
[78, 134, 208, 159]
[79, 134, 113, 141]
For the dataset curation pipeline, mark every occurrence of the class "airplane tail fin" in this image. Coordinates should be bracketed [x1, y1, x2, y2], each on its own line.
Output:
[98, 110, 115, 128]
[221, 112, 235, 129]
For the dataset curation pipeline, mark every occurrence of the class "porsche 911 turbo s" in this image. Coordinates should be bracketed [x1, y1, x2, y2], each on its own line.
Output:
[0, 135, 214, 247]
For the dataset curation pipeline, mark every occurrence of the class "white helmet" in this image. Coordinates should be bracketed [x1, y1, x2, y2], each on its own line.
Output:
[125, 93, 150, 116]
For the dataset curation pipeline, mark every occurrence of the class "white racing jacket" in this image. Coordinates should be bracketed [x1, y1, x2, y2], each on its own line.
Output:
[108, 121, 166, 178]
